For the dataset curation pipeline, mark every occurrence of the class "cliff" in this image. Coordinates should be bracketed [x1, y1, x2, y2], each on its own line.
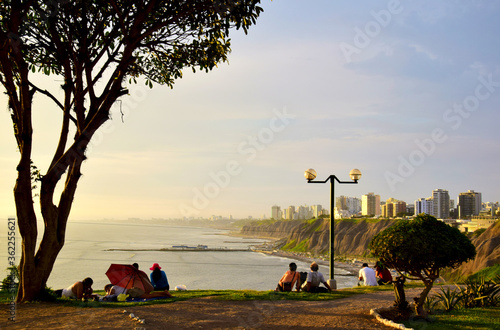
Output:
[452, 220, 500, 277]
[241, 218, 396, 256]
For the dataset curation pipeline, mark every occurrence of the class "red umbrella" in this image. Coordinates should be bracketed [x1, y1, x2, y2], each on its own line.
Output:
[105, 264, 154, 293]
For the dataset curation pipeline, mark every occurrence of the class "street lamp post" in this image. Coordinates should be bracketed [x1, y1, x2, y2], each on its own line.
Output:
[304, 168, 361, 289]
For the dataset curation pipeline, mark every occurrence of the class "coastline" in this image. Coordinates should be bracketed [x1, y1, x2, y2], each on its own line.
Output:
[246, 237, 368, 277]
[254, 248, 365, 276]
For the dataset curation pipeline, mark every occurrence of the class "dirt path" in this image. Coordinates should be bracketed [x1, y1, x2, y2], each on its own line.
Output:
[1, 288, 424, 329]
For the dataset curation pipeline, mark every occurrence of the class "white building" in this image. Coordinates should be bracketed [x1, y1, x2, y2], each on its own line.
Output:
[311, 205, 323, 218]
[297, 205, 311, 220]
[271, 205, 282, 220]
[415, 197, 433, 215]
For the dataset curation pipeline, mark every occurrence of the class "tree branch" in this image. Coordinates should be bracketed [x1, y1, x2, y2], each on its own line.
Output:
[28, 82, 77, 124]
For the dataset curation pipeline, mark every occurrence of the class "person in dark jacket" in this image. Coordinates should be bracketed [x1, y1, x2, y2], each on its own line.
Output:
[149, 263, 170, 291]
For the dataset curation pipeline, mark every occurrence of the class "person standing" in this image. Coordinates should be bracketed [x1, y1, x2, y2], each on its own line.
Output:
[358, 263, 378, 286]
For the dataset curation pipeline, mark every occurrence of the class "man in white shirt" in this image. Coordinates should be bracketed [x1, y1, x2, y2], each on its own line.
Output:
[358, 263, 378, 286]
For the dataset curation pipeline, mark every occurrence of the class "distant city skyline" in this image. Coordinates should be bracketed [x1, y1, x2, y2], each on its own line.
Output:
[267, 188, 495, 221]
[2, 1, 500, 221]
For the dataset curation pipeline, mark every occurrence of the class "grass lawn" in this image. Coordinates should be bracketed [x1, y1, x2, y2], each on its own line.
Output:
[402, 307, 500, 330]
[2, 285, 498, 329]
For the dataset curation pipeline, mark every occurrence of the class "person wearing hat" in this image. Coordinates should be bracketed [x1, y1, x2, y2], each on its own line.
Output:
[301, 262, 332, 293]
[149, 263, 170, 291]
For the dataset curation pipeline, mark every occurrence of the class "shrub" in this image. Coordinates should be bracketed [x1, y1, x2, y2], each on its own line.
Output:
[434, 286, 462, 311]
[458, 277, 500, 308]
[424, 295, 438, 314]
[1, 266, 19, 292]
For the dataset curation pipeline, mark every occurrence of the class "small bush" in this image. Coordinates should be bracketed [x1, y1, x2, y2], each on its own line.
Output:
[1, 266, 19, 292]
[424, 295, 438, 313]
[434, 286, 462, 311]
[458, 277, 500, 308]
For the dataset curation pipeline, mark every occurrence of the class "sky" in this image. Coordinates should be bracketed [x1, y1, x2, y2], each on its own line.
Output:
[1, 0, 500, 220]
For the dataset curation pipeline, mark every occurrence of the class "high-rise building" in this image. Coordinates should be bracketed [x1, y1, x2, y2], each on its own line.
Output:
[271, 205, 281, 220]
[362, 193, 381, 216]
[432, 189, 450, 219]
[406, 204, 415, 215]
[311, 205, 323, 218]
[287, 205, 296, 220]
[382, 198, 407, 218]
[297, 205, 310, 220]
[336, 196, 348, 210]
[393, 200, 407, 216]
[381, 202, 393, 218]
[336, 196, 362, 215]
[458, 190, 482, 219]
[415, 197, 433, 215]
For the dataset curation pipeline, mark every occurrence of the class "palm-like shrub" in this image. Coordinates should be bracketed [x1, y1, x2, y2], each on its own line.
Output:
[458, 277, 500, 308]
[434, 287, 462, 311]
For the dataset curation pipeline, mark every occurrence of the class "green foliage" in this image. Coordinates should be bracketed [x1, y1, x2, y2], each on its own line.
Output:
[427, 278, 500, 315]
[467, 264, 500, 282]
[290, 238, 310, 252]
[30, 160, 42, 194]
[1, 266, 19, 292]
[2, 1, 263, 88]
[282, 239, 297, 250]
[369, 214, 476, 280]
[424, 295, 439, 314]
[402, 307, 500, 330]
[458, 277, 500, 308]
[254, 219, 279, 226]
[0, 288, 362, 305]
[435, 286, 462, 311]
[471, 228, 487, 237]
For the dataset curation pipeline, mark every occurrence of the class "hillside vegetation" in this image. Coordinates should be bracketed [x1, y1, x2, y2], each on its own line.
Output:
[241, 218, 395, 256]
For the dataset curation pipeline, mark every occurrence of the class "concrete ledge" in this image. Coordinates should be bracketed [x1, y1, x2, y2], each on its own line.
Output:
[370, 306, 413, 330]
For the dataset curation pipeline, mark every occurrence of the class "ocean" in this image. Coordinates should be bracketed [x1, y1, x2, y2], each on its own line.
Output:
[1, 219, 358, 292]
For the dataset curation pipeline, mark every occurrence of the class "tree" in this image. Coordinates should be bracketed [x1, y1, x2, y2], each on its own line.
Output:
[369, 213, 476, 318]
[0, 0, 262, 302]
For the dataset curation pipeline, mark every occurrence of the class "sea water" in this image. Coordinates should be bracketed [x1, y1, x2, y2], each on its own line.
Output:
[0, 219, 357, 291]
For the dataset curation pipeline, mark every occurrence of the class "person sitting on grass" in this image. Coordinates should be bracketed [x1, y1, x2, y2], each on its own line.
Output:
[275, 262, 300, 292]
[149, 263, 170, 291]
[375, 260, 393, 285]
[301, 262, 332, 293]
[103, 283, 172, 300]
[358, 263, 378, 286]
[102, 284, 127, 301]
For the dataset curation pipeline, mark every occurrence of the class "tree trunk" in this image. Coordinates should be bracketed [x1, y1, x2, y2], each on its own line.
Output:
[414, 280, 434, 318]
[393, 276, 409, 310]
